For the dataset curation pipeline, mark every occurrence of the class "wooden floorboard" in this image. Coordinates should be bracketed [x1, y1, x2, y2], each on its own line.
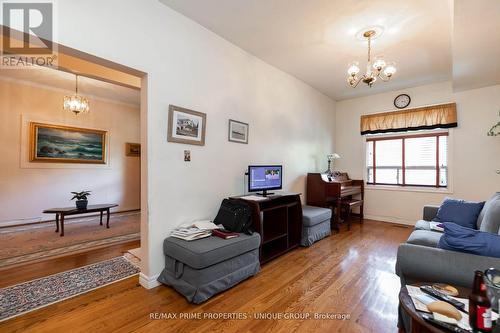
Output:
[0, 220, 412, 333]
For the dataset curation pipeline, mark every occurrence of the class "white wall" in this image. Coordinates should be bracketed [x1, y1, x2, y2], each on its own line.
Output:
[53, 0, 336, 279]
[336, 81, 500, 224]
[0, 79, 141, 225]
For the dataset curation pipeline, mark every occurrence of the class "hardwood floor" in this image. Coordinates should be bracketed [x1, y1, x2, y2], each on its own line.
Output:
[0, 220, 412, 333]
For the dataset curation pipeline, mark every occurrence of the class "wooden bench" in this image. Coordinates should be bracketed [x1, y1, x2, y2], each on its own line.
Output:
[340, 199, 364, 230]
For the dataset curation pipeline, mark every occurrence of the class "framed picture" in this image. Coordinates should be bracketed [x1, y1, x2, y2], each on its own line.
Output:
[30, 122, 107, 164]
[167, 105, 206, 146]
[228, 119, 249, 144]
[126, 143, 141, 157]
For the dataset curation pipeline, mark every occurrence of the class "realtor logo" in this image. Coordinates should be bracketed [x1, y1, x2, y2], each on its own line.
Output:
[1, 1, 57, 68]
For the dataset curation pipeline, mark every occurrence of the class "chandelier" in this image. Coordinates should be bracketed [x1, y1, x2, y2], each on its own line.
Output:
[347, 29, 397, 88]
[63, 75, 90, 115]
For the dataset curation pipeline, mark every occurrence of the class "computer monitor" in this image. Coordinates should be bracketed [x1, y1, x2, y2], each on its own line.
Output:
[248, 165, 283, 196]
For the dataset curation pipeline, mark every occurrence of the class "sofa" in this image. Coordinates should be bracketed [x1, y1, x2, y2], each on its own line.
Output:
[396, 192, 500, 288]
[396, 192, 500, 332]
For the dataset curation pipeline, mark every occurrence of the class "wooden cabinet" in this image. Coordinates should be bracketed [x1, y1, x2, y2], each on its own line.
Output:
[231, 193, 302, 264]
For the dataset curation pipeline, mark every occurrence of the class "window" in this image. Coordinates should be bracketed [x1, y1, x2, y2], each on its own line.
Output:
[366, 132, 448, 187]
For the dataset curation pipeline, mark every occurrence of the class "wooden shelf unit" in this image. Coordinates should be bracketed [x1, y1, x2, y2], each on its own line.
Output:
[231, 193, 302, 264]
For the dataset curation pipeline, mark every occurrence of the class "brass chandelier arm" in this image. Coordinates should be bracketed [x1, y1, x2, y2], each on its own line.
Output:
[487, 121, 500, 136]
[348, 75, 363, 88]
[376, 71, 392, 82]
[487, 111, 500, 136]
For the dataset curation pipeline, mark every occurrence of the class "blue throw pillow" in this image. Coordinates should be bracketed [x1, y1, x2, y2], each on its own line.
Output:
[433, 198, 485, 229]
[438, 222, 500, 258]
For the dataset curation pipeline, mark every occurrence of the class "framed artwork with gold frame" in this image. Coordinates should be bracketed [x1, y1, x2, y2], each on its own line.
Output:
[30, 122, 107, 164]
[125, 142, 141, 157]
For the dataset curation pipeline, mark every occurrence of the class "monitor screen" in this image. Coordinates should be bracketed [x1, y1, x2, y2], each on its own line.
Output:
[248, 165, 283, 192]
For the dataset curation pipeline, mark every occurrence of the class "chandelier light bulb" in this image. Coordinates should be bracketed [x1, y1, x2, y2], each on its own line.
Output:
[383, 62, 397, 76]
[372, 56, 386, 71]
[347, 62, 360, 76]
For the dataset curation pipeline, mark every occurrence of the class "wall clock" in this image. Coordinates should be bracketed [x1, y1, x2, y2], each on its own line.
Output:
[394, 94, 411, 109]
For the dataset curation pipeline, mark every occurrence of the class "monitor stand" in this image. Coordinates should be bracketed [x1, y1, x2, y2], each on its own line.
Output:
[256, 190, 274, 197]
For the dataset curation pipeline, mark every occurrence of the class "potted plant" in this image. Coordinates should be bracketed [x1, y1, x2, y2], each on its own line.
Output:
[71, 191, 91, 210]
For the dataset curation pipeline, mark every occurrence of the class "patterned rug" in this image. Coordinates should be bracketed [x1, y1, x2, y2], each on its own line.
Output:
[0, 233, 140, 268]
[0, 256, 140, 322]
[0, 211, 140, 268]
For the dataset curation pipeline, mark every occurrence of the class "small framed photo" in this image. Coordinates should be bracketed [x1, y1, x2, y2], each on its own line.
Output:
[228, 119, 249, 144]
[167, 105, 206, 146]
[184, 150, 191, 162]
[126, 143, 141, 157]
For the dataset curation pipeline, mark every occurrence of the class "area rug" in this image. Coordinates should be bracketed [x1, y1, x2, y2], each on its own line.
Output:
[0, 256, 140, 322]
[0, 211, 140, 268]
[0, 233, 140, 268]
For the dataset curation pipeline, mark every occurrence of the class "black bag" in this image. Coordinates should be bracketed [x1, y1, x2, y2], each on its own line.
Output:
[214, 199, 253, 235]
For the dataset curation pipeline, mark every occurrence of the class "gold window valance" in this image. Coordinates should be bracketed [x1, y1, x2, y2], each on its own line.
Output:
[360, 103, 457, 135]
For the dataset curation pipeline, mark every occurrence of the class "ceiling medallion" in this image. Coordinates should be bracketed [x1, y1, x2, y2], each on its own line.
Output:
[347, 27, 397, 88]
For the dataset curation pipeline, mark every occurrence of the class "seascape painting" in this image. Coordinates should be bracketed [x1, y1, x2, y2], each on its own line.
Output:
[30, 122, 106, 164]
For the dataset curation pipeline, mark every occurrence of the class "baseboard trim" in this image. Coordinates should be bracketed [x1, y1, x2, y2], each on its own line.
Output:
[364, 214, 414, 226]
[139, 272, 161, 289]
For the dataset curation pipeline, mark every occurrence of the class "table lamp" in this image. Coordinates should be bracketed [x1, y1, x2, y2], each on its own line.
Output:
[326, 153, 341, 175]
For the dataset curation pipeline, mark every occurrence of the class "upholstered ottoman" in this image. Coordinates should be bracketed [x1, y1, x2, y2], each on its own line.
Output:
[301, 205, 332, 246]
[157, 233, 261, 304]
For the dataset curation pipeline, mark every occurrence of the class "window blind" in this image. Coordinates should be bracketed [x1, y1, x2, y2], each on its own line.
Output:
[366, 132, 448, 187]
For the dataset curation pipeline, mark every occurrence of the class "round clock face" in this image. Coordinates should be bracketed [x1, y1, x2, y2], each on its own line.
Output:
[394, 94, 411, 109]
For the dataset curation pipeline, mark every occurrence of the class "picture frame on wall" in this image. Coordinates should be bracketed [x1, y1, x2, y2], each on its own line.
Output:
[126, 142, 141, 157]
[228, 119, 249, 144]
[30, 122, 107, 164]
[167, 105, 207, 146]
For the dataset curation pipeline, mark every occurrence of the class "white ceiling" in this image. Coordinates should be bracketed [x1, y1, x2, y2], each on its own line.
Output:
[160, 0, 500, 101]
[0, 66, 140, 107]
[453, 0, 500, 92]
[160, 0, 453, 100]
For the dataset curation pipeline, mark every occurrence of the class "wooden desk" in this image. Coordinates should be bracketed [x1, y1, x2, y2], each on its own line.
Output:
[43, 204, 118, 237]
[306, 172, 364, 231]
[231, 193, 302, 264]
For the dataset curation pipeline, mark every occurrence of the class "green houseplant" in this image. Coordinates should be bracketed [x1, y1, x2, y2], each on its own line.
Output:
[71, 191, 91, 210]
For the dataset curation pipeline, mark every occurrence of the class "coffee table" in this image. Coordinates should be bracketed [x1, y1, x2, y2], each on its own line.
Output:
[399, 283, 470, 333]
[43, 204, 118, 237]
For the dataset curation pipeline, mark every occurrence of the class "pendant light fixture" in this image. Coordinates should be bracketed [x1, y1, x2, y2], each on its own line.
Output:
[347, 27, 397, 88]
[63, 74, 90, 115]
